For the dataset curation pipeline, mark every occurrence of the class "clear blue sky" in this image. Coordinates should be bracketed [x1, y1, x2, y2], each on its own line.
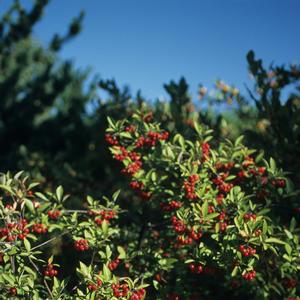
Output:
[2, 0, 300, 100]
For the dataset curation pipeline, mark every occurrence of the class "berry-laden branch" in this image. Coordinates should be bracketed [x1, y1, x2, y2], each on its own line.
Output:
[106, 110, 300, 300]
[0, 173, 148, 299]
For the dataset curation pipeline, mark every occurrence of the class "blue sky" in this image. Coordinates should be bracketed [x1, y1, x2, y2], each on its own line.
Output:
[2, 0, 300, 100]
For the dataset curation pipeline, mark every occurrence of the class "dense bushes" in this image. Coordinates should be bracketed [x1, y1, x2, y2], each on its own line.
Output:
[0, 172, 147, 299]
[106, 112, 299, 299]
[0, 113, 299, 299]
[0, 1, 299, 299]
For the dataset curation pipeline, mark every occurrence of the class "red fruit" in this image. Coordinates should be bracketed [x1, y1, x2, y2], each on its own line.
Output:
[88, 284, 97, 291]
[105, 134, 118, 145]
[32, 223, 47, 234]
[154, 274, 162, 282]
[48, 210, 61, 220]
[242, 270, 256, 281]
[219, 222, 228, 232]
[201, 142, 210, 162]
[44, 264, 58, 277]
[9, 287, 17, 295]
[74, 239, 89, 251]
[125, 125, 136, 133]
[97, 279, 103, 286]
[283, 278, 297, 288]
[189, 263, 195, 272]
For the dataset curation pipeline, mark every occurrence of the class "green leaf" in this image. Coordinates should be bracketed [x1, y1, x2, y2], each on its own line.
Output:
[202, 201, 208, 218]
[117, 246, 126, 259]
[35, 192, 48, 202]
[269, 158, 276, 172]
[265, 237, 286, 245]
[153, 280, 159, 290]
[284, 229, 293, 239]
[0, 184, 15, 195]
[120, 132, 132, 139]
[290, 217, 297, 232]
[102, 220, 109, 235]
[194, 122, 202, 135]
[24, 238, 31, 252]
[262, 220, 268, 234]
[56, 186, 64, 202]
[255, 151, 264, 163]
[78, 262, 89, 277]
[284, 243, 292, 256]
[206, 212, 219, 221]
[24, 199, 34, 212]
[234, 136, 244, 146]
[103, 264, 111, 281]
[112, 190, 120, 202]
[87, 195, 94, 205]
[231, 266, 238, 276]
[105, 245, 112, 259]
[107, 117, 116, 129]
[2, 273, 14, 285]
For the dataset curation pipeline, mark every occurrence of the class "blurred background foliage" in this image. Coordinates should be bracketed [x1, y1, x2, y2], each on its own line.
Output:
[0, 0, 299, 208]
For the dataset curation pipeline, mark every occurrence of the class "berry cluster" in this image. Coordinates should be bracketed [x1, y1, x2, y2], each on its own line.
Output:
[87, 279, 102, 291]
[216, 193, 224, 205]
[249, 166, 266, 176]
[189, 263, 203, 274]
[218, 221, 228, 232]
[201, 142, 210, 162]
[130, 289, 146, 300]
[105, 134, 118, 145]
[114, 146, 129, 161]
[171, 216, 186, 234]
[31, 223, 47, 234]
[242, 156, 254, 168]
[44, 264, 58, 277]
[108, 258, 120, 271]
[135, 131, 169, 148]
[243, 213, 257, 221]
[94, 210, 116, 225]
[183, 174, 199, 200]
[125, 125, 136, 133]
[129, 181, 144, 190]
[271, 179, 286, 188]
[212, 177, 234, 194]
[160, 200, 182, 212]
[242, 270, 256, 281]
[47, 210, 61, 220]
[188, 228, 203, 241]
[0, 219, 29, 241]
[282, 278, 297, 288]
[121, 160, 142, 176]
[177, 235, 193, 245]
[129, 180, 151, 200]
[74, 239, 89, 251]
[239, 245, 256, 256]
[112, 283, 129, 297]
[215, 161, 234, 171]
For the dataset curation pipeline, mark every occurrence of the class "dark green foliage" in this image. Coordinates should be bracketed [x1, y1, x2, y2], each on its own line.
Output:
[245, 50, 300, 187]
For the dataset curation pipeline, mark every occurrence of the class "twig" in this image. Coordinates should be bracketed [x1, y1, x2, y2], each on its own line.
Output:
[44, 279, 53, 298]
[31, 237, 57, 251]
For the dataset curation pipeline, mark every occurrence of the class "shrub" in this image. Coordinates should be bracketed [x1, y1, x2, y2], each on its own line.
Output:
[106, 111, 299, 299]
[0, 172, 147, 299]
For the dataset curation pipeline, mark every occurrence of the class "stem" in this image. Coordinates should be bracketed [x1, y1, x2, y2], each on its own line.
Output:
[31, 237, 57, 251]
[44, 279, 53, 298]
[28, 256, 41, 274]
[10, 255, 16, 273]
[90, 249, 96, 266]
